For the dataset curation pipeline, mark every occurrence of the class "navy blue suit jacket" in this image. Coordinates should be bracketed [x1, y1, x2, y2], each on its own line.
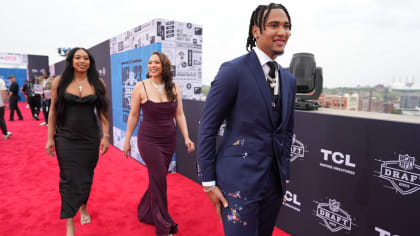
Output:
[198, 51, 296, 200]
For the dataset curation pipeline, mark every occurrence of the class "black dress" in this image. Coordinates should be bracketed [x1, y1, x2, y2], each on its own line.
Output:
[54, 92, 100, 218]
[137, 83, 178, 235]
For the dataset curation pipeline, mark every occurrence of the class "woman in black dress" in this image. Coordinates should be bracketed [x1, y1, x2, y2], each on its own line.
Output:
[123, 52, 195, 236]
[46, 48, 109, 236]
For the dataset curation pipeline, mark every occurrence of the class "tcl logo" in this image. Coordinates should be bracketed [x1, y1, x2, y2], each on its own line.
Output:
[283, 191, 301, 206]
[375, 227, 399, 236]
[321, 149, 356, 168]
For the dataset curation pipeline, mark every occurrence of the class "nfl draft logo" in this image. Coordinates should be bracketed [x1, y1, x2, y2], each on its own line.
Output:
[376, 154, 420, 195]
[122, 70, 140, 122]
[315, 199, 354, 232]
[398, 154, 414, 170]
[123, 71, 138, 108]
[290, 134, 308, 162]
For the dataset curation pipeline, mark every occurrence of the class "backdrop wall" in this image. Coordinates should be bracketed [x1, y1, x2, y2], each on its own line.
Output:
[111, 43, 161, 164]
[0, 68, 27, 100]
[27, 55, 49, 79]
[53, 60, 66, 76]
[89, 40, 113, 144]
[176, 100, 420, 236]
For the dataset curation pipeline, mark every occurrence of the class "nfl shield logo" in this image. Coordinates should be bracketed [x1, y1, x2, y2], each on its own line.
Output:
[329, 199, 340, 212]
[398, 154, 415, 170]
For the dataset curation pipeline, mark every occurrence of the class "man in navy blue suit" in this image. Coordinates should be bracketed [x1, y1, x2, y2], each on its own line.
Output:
[197, 3, 296, 235]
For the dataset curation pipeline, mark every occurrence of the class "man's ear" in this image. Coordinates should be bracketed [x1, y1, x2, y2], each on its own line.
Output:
[252, 26, 259, 39]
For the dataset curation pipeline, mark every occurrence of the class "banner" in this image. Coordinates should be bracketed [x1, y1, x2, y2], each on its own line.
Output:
[168, 21, 202, 100]
[175, 100, 203, 181]
[0, 53, 28, 67]
[27, 55, 49, 79]
[89, 40, 113, 144]
[110, 19, 203, 100]
[110, 43, 162, 164]
[108, 18, 203, 171]
[275, 112, 420, 236]
[0, 68, 27, 100]
[53, 60, 66, 76]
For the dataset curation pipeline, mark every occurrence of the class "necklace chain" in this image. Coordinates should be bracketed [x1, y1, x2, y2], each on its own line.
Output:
[151, 81, 164, 93]
[75, 78, 87, 93]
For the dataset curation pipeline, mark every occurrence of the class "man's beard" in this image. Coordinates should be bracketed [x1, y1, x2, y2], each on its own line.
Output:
[272, 50, 284, 56]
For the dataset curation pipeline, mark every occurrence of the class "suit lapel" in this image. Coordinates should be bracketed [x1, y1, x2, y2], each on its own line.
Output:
[277, 67, 289, 129]
[246, 51, 276, 128]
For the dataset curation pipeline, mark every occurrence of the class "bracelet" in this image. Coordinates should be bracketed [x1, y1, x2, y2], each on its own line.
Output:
[203, 185, 216, 193]
[103, 133, 110, 137]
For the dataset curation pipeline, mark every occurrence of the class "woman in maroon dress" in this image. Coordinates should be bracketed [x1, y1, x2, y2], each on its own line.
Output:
[123, 52, 195, 236]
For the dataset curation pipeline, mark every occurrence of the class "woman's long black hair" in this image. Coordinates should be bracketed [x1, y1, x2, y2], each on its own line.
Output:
[55, 47, 109, 124]
[146, 51, 177, 101]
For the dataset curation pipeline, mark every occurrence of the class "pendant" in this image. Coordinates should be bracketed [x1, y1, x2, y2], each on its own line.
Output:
[79, 85, 83, 92]
[266, 76, 276, 88]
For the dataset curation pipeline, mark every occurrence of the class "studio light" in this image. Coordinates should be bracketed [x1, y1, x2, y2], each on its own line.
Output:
[288, 53, 323, 110]
[57, 47, 72, 57]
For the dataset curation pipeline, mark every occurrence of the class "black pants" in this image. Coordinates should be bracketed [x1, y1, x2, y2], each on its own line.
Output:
[28, 95, 41, 118]
[0, 106, 8, 135]
[9, 96, 23, 120]
[41, 99, 51, 123]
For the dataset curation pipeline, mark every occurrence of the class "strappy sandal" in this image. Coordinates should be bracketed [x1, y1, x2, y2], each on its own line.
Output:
[80, 215, 91, 225]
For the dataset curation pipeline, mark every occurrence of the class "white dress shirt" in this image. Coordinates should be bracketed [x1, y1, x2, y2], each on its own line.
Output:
[253, 47, 279, 96]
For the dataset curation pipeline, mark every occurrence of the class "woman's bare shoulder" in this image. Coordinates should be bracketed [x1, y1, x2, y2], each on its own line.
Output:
[51, 76, 62, 88]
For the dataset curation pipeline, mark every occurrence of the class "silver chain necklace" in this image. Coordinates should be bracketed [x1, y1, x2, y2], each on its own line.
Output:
[151, 80, 165, 93]
[266, 76, 276, 88]
[75, 79, 87, 93]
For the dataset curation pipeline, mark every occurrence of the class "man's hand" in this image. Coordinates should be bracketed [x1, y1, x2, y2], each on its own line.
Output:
[204, 186, 228, 221]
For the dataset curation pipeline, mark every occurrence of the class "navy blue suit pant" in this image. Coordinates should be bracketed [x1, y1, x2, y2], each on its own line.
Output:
[221, 165, 283, 236]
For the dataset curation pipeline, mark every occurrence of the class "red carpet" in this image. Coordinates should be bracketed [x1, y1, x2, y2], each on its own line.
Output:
[0, 102, 291, 236]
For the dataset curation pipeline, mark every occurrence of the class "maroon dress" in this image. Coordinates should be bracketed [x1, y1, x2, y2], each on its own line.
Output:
[137, 83, 178, 235]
